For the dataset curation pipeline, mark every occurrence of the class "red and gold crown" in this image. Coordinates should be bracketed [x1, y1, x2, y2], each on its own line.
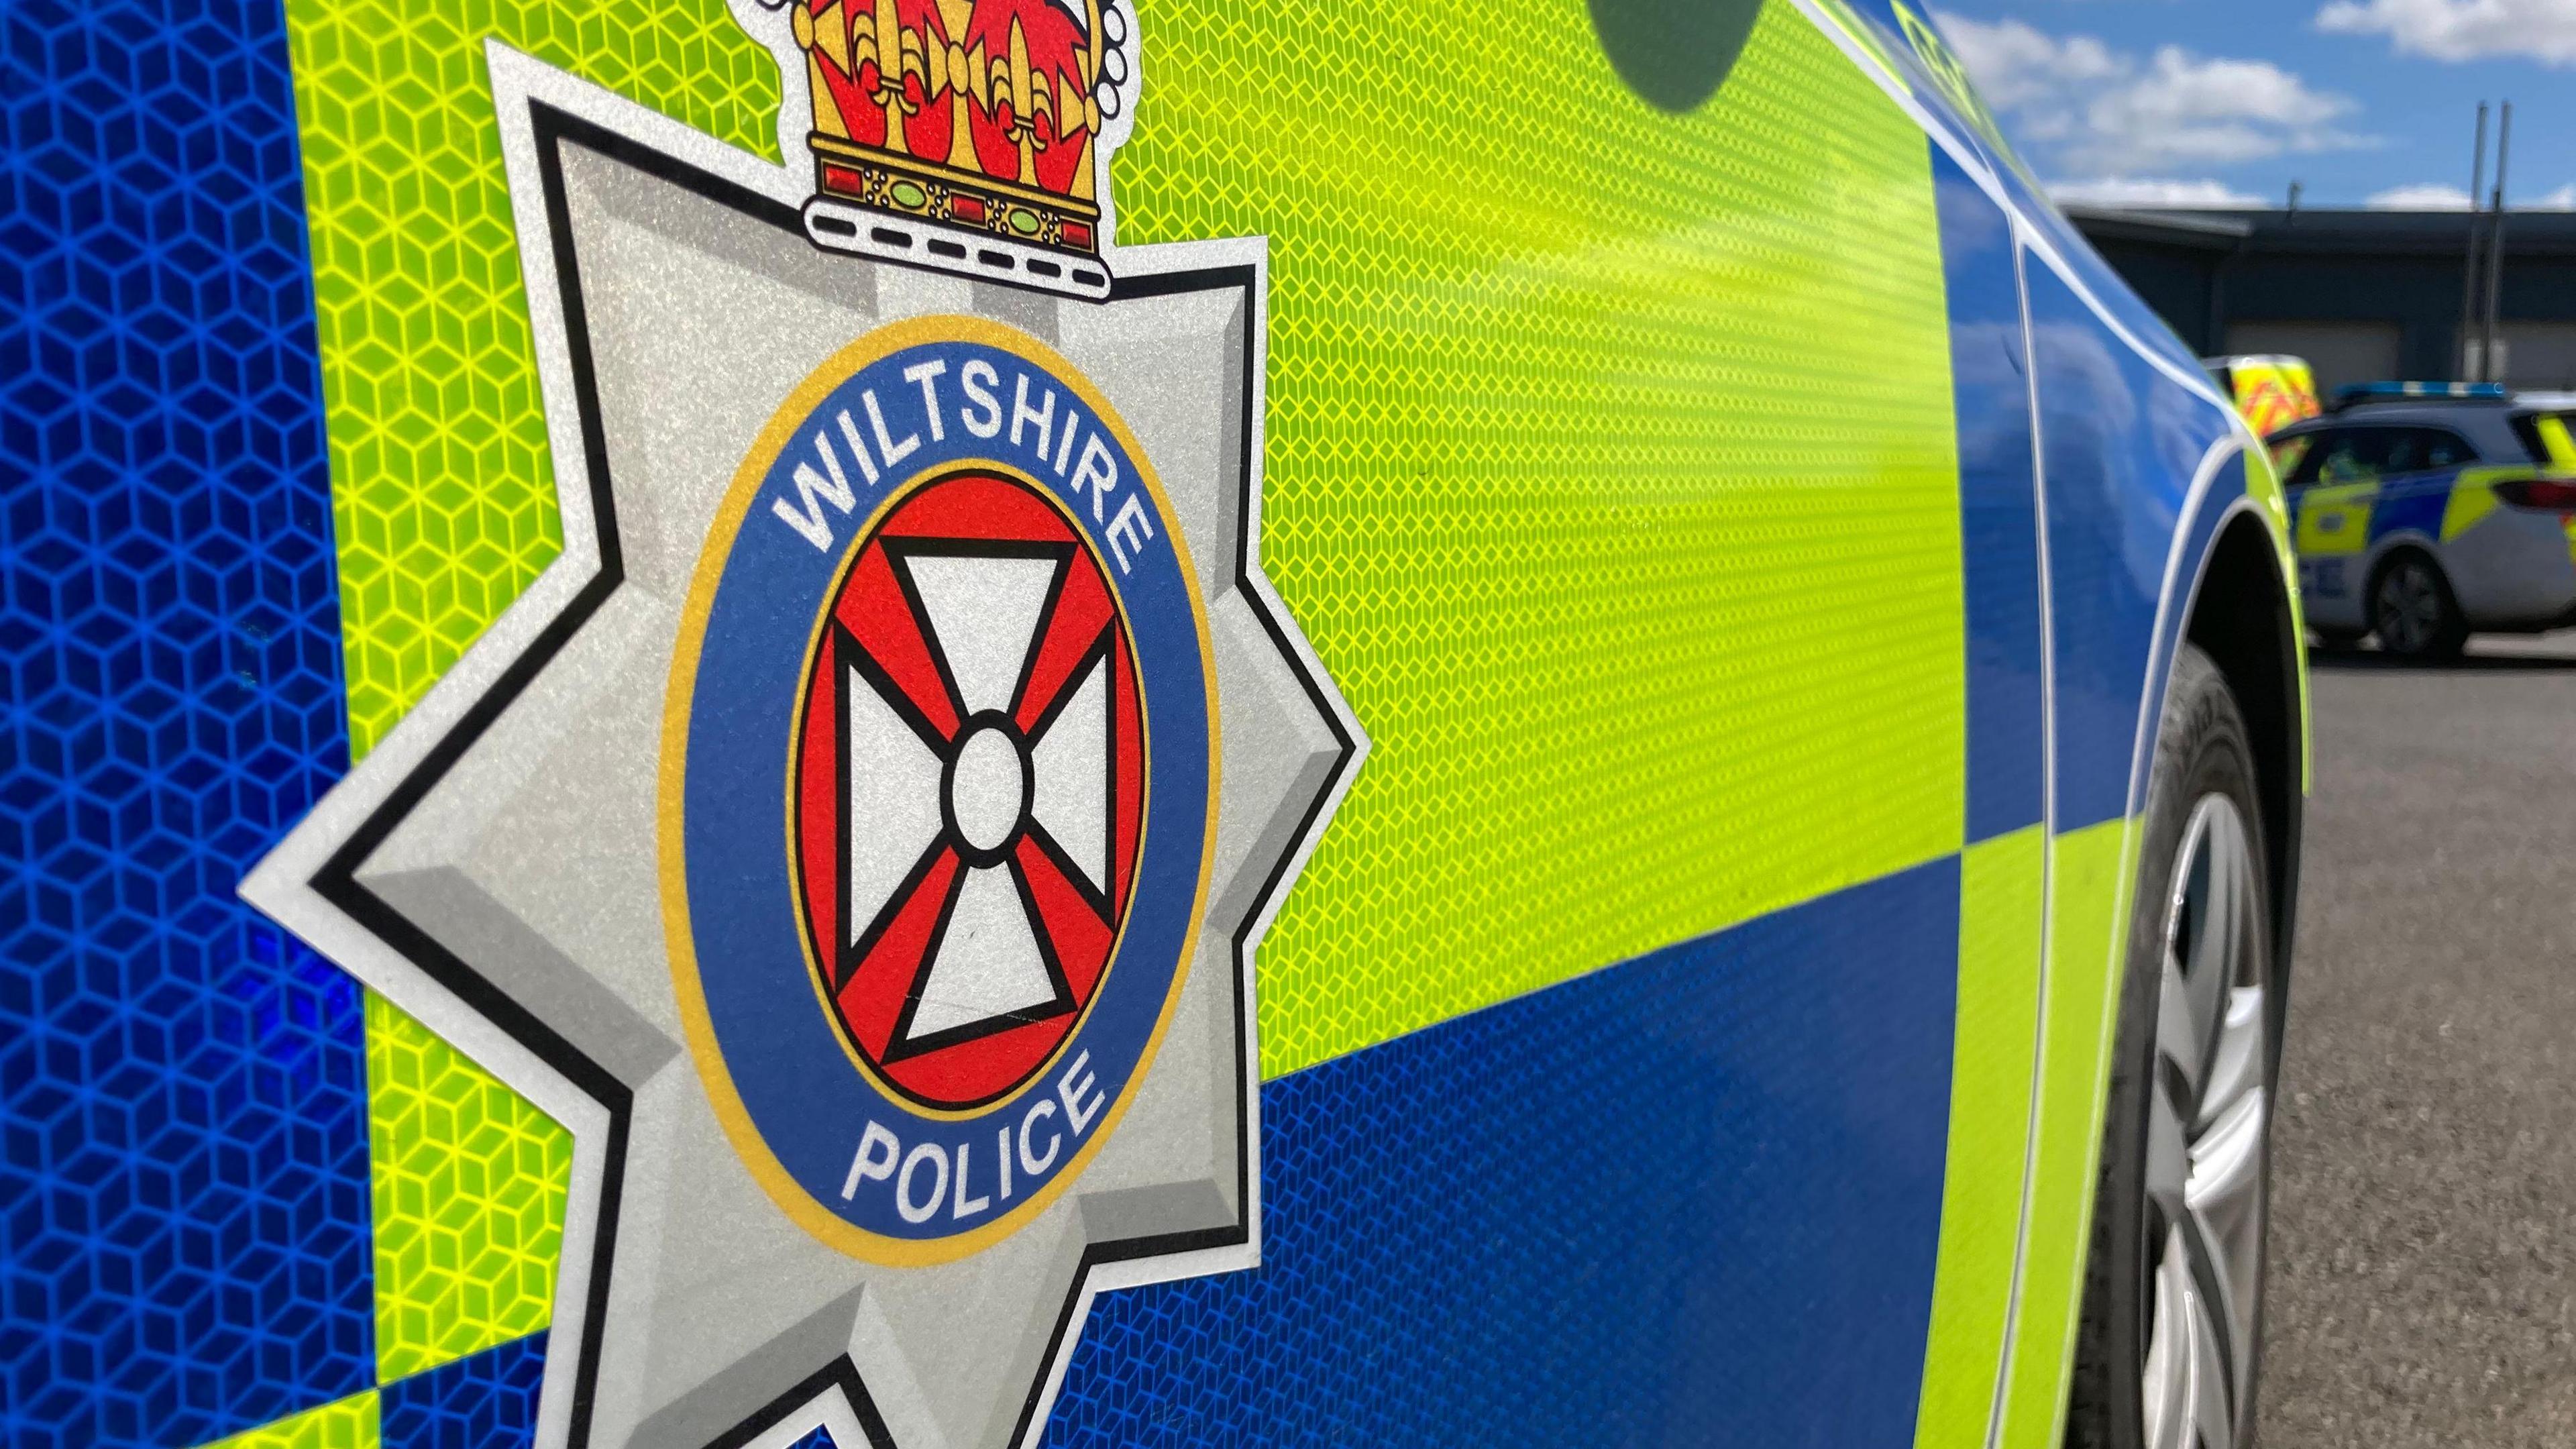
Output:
[792, 0, 1126, 262]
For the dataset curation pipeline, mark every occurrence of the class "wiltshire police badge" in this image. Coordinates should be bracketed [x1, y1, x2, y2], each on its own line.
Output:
[241, 5, 1361, 1446]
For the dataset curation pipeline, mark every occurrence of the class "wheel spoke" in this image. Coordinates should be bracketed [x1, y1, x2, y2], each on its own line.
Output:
[2190, 1271, 2237, 1449]
[2143, 1226, 2198, 1449]
[2157, 949, 2204, 1102]
[2201, 809, 2247, 981]
[2147, 1062, 2192, 1228]
[2199, 985, 2265, 1133]
[2140, 792, 2272, 1449]
[2190, 1087, 2271, 1407]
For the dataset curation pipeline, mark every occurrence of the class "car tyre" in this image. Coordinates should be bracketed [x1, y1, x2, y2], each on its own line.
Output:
[2064, 645, 2280, 1449]
[2369, 552, 2467, 659]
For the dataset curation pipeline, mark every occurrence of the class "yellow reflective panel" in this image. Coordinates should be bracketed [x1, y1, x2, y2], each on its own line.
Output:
[1998, 817, 2139, 1449]
[2440, 468, 2512, 543]
[1120, 0, 1965, 1075]
[368, 991, 572, 1381]
[1913, 826, 2045, 1449]
[2235, 443, 2310, 794]
[190, 1392, 380, 1449]
[2295, 481, 2376, 557]
[286, 0, 784, 758]
[2536, 414, 2576, 468]
[290, 0, 1966, 1073]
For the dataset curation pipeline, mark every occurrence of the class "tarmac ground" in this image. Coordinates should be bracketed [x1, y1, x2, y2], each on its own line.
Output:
[2257, 631, 2576, 1446]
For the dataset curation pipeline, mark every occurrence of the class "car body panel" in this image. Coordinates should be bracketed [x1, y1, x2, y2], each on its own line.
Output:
[0, 3, 2302, 1449]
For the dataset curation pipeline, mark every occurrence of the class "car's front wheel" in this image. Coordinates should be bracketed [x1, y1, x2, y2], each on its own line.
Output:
[2065, 645, 2280, 1449]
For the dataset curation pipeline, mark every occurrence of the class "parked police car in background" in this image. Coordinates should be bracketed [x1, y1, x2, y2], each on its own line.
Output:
[2273, 382, 2576, 657]
[5, 3, 2304, 1449]
[2207, 354, 2322, 439]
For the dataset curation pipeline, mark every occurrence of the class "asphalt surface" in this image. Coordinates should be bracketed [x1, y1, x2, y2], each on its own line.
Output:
[2257, 632, 2576, 1446]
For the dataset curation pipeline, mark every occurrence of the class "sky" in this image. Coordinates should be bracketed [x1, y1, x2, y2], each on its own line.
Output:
[1929, 0, 2576, 209]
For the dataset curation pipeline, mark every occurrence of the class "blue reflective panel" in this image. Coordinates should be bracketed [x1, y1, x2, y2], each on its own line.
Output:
[0, 1, 366, 1445]
[2369, 470, 2457, 543]
[1934, 145, 2046, 843]
[380, 1334, 549, 1449]
[1044, 859, 1961, 1448]
[2025, 260, 2231, 828]
[2012, 201, 2210, 383]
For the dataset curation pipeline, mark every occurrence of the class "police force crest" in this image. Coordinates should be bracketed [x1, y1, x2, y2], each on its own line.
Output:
[244, 6, 1361, 1446]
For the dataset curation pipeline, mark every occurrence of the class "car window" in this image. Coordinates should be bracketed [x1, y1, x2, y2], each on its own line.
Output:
[2270, 433, 2316, 484]
[2279, 429, 2365, 487]
[2383, 427, 2478, 474]
[2305, 428, 2391, 486]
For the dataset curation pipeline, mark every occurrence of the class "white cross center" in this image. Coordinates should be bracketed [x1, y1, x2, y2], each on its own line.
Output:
[839, 544, 1120, 1046]
[949, 723, 1029, 855]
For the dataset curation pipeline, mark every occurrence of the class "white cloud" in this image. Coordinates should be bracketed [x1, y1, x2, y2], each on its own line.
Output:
[2051, 177, 2264, 208]
[1937, 12, 2370, 174]
[2369, 182, 2475, 207]
[2367, 180, 2576, 209]
[1939, 15, 2120, 109]
[2316, 0, 2576, 66]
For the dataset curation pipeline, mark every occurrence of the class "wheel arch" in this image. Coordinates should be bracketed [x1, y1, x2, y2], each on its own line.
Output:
[2361, 535, 2448, 604]
[2182, 508, 2307, 1010]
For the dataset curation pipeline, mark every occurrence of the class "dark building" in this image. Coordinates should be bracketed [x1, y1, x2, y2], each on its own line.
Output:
[2066, 207, 2576, 395]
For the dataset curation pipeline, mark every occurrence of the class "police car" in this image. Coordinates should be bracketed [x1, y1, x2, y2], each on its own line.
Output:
[5, 3, 2306, 1449]
[2273, 382, 2576, 657]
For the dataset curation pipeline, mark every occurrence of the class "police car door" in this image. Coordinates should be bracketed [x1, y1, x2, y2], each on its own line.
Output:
[2285, 427, 2378, 627]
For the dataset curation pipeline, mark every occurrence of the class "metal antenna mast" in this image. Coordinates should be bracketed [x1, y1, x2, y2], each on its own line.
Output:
[2483, 101, 2514, 383]
[2460, 102, 2488, 379]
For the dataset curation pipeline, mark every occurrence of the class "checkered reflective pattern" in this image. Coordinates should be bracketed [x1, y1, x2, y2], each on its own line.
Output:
[1, 0, 367, 1442]
[6, 0, 1981, 1442]
[1, 1, 561, 1444]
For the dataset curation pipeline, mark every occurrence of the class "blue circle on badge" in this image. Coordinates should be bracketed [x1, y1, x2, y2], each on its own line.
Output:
[668, 327, 1212, 1248]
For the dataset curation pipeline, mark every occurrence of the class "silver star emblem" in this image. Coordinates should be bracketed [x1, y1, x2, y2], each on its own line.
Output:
[243, 46, 1360, 1449]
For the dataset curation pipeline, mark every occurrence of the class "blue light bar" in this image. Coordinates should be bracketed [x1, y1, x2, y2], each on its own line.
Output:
[2333, 380, 2509, 405]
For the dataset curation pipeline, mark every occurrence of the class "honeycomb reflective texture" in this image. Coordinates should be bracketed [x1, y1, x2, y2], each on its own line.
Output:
[0, 1, 373, 1445]
[9, 0, 1996, 1440]
[194, 1393, 379, 1449]
[280, 0, 1964, 1076]
[366, 994, 570, 1383]
[281, 0, 780, 757]
[1112, 0, 1964, 1074]
[376, 1331, 547, 1449]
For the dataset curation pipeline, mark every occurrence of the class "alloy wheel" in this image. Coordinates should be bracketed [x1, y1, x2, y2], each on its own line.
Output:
[2373, 561, 2441, 655]
[2138, 794, 2271, 1449]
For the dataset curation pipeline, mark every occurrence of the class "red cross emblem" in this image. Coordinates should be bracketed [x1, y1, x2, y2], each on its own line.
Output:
[792, 471, 1144, 1109]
